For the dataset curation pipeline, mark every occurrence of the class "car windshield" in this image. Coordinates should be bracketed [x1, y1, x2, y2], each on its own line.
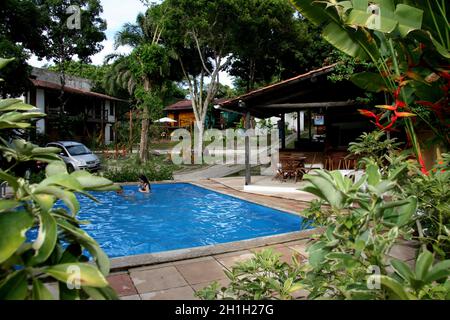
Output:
[66, 145, 92, 156]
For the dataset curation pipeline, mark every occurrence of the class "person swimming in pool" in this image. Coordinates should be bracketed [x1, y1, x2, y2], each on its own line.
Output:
[116, 185, 137, 200]
[138, 175, 151, 193]
[116, 186, 124, 195]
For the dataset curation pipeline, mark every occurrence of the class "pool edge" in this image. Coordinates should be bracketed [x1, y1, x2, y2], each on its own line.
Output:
[110, 228, 321, 271]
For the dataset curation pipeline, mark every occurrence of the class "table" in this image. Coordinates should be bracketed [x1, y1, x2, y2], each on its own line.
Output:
[274, 156, 307, 182]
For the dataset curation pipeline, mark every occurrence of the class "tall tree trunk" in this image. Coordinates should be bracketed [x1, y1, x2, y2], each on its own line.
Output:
[194, 120, 204, 164]
[139, 78, 151, 163]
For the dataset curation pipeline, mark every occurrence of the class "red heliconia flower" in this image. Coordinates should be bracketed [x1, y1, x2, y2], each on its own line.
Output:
[358, 109, 378, 119]
[417, 152, 428, 175]
[395, 112, 416, 118]
[439, 71, 450, 81]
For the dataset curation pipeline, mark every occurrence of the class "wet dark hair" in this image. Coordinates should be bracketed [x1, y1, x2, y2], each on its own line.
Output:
[139, 175, 150, 185]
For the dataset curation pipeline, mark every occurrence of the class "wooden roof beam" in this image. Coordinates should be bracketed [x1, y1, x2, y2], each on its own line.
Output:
[257, 100, 357, 109]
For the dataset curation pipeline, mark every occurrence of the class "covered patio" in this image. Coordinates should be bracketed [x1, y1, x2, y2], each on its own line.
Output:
[218, 64, 373, 187]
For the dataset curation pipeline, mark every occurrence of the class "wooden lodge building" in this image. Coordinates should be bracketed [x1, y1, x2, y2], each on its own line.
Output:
[218, 64, 376, 185]
[24, 67, 127, 146]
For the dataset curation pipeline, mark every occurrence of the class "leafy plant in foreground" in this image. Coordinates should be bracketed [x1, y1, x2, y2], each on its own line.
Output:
[197, 249, 305, 300]
[0, 58, 118, 300]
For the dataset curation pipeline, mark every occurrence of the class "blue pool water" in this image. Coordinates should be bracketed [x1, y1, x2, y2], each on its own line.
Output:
[65, 183, 310, 258]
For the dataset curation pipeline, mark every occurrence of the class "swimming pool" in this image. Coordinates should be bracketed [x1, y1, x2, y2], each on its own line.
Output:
[73, 183, 310, 258]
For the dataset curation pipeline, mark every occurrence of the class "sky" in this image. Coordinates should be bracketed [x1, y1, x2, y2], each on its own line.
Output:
[28, 0, 234, 86]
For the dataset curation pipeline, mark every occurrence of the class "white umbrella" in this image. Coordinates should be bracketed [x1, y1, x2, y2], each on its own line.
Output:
[155, 117, 177, 123]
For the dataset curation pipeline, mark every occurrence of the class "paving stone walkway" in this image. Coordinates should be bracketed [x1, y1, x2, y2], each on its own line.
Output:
[108, 239, 310, 300]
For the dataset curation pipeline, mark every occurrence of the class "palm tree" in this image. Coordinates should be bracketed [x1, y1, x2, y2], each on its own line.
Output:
[104, 11, 167, 163]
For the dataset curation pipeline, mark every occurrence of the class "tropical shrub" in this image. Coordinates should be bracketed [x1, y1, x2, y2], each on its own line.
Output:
[348, 131, 402, 165]
[403, 153, 450, 259]
[200, 157, 450, 300]
[348, 131, 450, 259]
[101, 155, 177, 183]
[0, 58, 118, 300]
[298, 166, 449, 300]
[291, 0, 450, 174]
[197, 249, 305, 300]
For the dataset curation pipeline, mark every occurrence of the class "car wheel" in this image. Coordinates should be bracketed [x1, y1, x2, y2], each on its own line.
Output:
[67, 164, 75, 173]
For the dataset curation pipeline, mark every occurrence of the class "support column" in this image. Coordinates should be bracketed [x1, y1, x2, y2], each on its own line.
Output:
[308, 109, 313, 141]
[297, 111, 301, 143]
[281, 113, 286, 149]
[36, 89, 45, 134]
[245, 112, 251, 186]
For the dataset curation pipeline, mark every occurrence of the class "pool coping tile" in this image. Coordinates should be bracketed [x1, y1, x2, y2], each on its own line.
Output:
[130, 266, 188, 294]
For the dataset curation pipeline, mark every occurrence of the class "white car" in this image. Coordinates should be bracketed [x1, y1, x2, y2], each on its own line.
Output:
[46, 141, 101, 172]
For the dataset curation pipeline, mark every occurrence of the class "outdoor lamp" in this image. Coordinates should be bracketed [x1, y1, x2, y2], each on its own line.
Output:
[238, 100, 246, 108]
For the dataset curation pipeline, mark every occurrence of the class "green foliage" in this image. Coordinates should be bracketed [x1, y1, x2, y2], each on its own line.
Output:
[39, 0, 107, 65]
[101, 155, 178, 183]
[0, 0, 48, 96]
[291, 0, 450, 166]
[196, 249, 304, 300]
[404, 154, 450, 259]
[205, 145, 449, 300]
[297, 165, 448, 300]
[228, 0, 333, 91]
[376, 249, 450, 299]
[48, 61, 111, 94]
[0, 59, 118, 300]
[348, 131, 403, 166]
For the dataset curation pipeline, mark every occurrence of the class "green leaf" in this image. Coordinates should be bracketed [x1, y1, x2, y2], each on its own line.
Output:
[424, 260, 450, 284]
[0, 170, 19, 190]
[29, 210, 57, 266]
[0, 270, 28, 300]
[70, 171, 116, 191]
[39, 173, 83, 191]
[351, 72, 388, 92]
[31, 278, 55, 300]
[303, 173, 345, 209]
[323, 22, 369, 60]
[34, 186, 80, 215]
[394, 4, 423, 37]
[43, 263, 109, 288]
[58, 282, 81, 300]
[0, 211, 34, 263]
[34, 194, 56, 213]
[308, 241, 329, 269]
[388, 164, 408, 180]
[82, 286, 118, 300]
[57, 219, 110, 276]
[366, 164, 381, 186]
[290, 0, 331, 26]
[0, 100, 37, 112]
[415, 249, 433, 281]
[0, 58, 14, 70]
[31, 147, 61, 155]
[45, 161, 68, 177]
[0, 200, 20, 212]
[391, 259, 415, 283]
[376, 275, 413, 300]
[382, 197, 417, 227]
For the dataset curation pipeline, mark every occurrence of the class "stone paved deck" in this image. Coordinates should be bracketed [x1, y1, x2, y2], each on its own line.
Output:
[109, 239, 310, 300]
[193, 179, 311, 214]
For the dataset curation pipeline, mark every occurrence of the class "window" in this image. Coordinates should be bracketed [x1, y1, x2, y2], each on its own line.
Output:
[66, 144, 92, 156]
[110, 102, 114, 116]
